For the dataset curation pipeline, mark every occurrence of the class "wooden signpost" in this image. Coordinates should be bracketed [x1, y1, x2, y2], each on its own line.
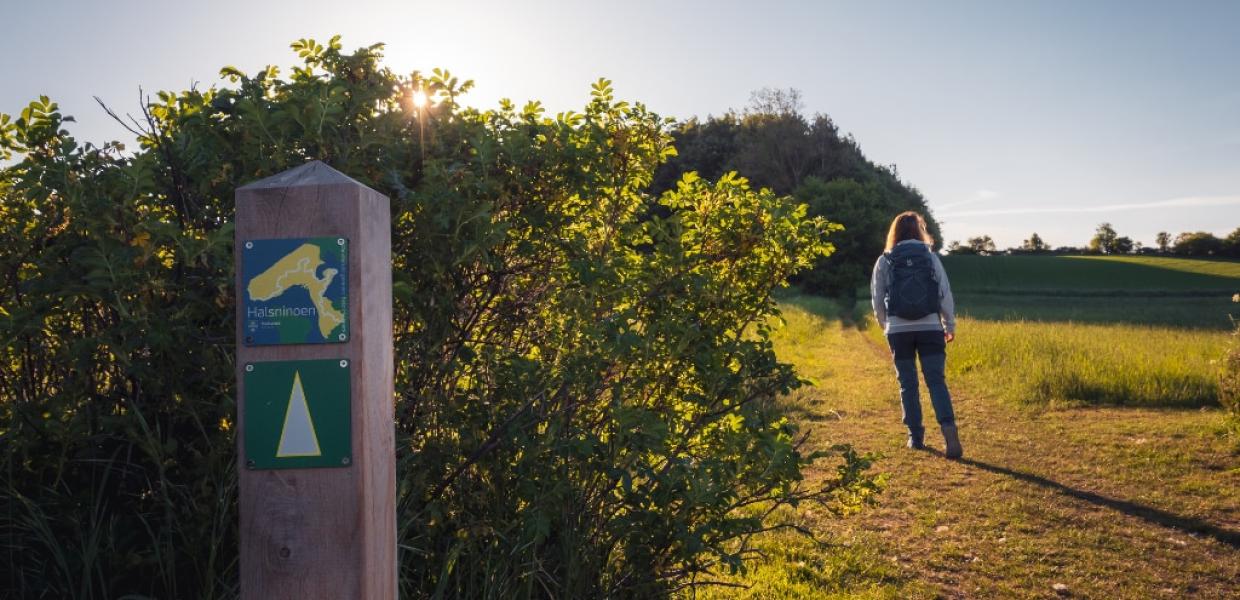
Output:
[234, 161, 396, 599]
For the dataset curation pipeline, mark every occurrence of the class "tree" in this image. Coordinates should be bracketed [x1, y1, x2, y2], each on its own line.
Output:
[967, 235, 997, 255]
[1173, 231, 1224, 256]
[946, 240, 973, 255]
[1155, 231, 1172, 253]
[794, 177, 886, 297]
[1113, 236, 1134, 254]
[0, 38, 876, 598]
[1021, 232, 1048, 252]
[653, 88, 940, 299]
[651, 115, 737, 191]
[1222, 227, 1240, 258]
[1089, 222, 1119, 254]
[747, 86, 804, 117]
[730, 88, 816, 194]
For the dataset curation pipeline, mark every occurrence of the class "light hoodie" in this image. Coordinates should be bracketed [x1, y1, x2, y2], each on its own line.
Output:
[870, 240, 956, 335]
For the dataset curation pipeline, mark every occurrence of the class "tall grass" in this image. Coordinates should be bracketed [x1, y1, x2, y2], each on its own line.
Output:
[946, 319, 1229, 408]
[687, 523, 907, 600]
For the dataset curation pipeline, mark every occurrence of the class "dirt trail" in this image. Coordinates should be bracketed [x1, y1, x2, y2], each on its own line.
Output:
[788, 325, 1240, 599]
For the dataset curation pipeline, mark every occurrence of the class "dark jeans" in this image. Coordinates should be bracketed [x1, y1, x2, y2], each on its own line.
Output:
[886, 330, 955, 437]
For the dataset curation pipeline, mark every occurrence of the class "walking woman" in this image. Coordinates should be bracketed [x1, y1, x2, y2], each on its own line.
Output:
[870, 211, 962, 459]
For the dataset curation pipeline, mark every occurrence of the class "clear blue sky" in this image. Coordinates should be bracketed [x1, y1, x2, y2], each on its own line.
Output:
[3, 0, 1237, 248]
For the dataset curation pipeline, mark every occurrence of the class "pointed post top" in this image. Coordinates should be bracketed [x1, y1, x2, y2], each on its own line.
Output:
[238, 160, 374, 192]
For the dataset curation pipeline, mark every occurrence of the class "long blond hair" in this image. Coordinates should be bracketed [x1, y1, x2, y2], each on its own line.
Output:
[884, 211, 934, 252]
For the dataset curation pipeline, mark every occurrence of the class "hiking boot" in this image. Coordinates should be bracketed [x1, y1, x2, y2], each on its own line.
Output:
[907, 429, 925, 450]
[941, 424, 963, 459]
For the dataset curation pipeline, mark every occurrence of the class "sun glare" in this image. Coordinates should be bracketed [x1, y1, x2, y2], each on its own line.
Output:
[411, 90, 429, 109]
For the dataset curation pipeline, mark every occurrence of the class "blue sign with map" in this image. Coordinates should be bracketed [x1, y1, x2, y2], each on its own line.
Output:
[242, 237, 349, 345]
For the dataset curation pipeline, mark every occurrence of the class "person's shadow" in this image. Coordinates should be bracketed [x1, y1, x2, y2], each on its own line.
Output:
[922, 449, 1240, 549]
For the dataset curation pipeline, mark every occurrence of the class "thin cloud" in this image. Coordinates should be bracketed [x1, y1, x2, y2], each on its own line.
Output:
[939, 195, 1240, 218]
[937, 189, 1000, 210]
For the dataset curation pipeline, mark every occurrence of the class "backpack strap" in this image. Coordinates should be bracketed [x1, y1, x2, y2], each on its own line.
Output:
[879, 252, 895, 297]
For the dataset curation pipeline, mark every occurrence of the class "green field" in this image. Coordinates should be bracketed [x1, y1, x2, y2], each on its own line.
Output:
[938, 255, 1240, 330]
[857, 255, 1240, 329]
[946, 293, 1235, 329]
[940, 254, 1240, 294]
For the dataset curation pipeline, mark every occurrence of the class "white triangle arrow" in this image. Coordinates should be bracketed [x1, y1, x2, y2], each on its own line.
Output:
[276, 371, 322, 458]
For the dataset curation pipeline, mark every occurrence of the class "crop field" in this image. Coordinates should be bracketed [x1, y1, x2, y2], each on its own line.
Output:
[696, 255, 1240, 598]
[938, 254, 1240, 330]
[854, 255, 1240, 329]
[940, 254, 1240, 294]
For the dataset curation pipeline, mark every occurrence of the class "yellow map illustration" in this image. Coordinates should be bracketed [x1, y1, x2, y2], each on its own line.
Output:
[246, 243, 344, 337]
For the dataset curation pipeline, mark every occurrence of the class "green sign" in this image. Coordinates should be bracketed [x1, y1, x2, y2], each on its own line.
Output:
[244, 359, 351, 470]
[242, 237, 349, 345]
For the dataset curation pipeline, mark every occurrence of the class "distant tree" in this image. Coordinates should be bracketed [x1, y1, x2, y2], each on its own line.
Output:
[746, 87, 804, 116]
[946, 240, 973, 255]
[1113, 236, 1134, 254]
[729, 90, 815, 194]
[1173, 231, 1224, 256]
[967, 235, 997, 255]
[1155, 231, 1172, 253]
[651, 116, 738, 191]
[1089, 222, 1119, 254]
[1223, 227, 1240, 258]
[1021, 232, 1049, 252]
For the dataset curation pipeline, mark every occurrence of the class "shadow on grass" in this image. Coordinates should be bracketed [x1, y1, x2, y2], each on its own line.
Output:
[936, 451, 1240, 549]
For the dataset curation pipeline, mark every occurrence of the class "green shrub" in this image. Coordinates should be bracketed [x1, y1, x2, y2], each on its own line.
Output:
[0, 37, 872, 598]
[1222, 295, 1240, 439]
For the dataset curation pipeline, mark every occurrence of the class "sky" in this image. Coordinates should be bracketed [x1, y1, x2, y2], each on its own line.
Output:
[2, 0, 1237, 248]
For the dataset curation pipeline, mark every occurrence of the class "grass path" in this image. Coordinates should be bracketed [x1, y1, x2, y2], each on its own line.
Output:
[709, 298, 1240, 598]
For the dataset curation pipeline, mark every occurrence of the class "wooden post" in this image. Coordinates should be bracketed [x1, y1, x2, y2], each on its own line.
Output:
[234, 161, 395, 599]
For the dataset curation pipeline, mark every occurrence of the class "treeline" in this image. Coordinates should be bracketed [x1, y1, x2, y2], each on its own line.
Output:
[948, 223, 1240, 258]
[653, 88, 938, 297]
